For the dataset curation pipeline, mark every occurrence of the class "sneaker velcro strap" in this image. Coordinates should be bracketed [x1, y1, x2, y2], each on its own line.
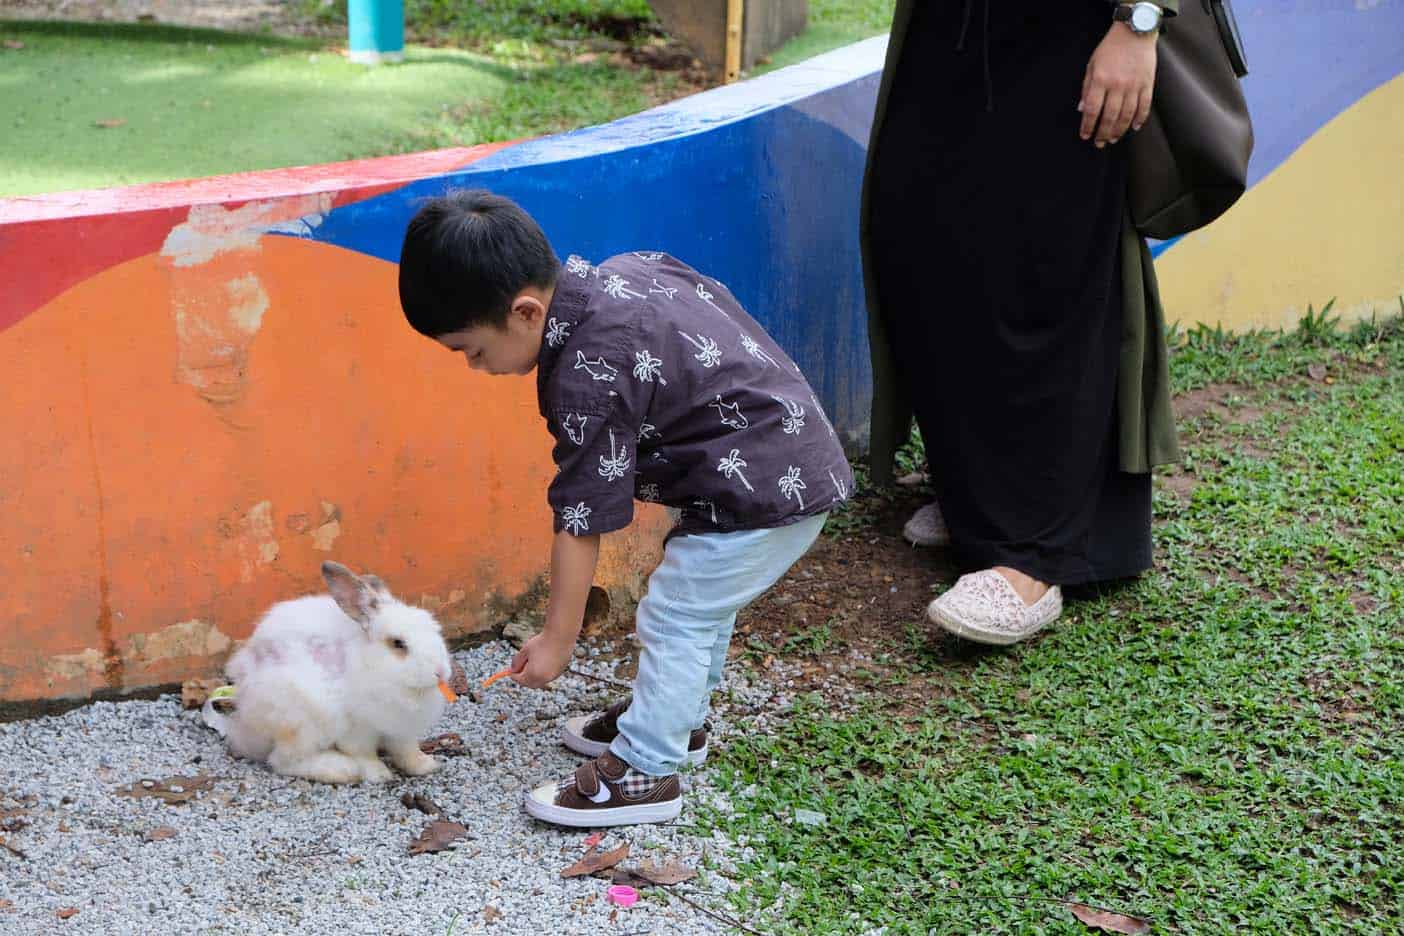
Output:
[573, 760, 601, 797]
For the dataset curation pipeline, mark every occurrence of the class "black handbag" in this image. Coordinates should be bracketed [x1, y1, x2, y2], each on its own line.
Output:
[1127, 0, 1254, 239]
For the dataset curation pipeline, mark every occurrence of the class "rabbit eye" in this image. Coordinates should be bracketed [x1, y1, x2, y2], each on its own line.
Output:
[389, 637, 408, 652]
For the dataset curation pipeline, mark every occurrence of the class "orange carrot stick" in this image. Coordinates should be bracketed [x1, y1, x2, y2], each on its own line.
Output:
[437, 680, 458, 703]
[481, 668, 513, 689]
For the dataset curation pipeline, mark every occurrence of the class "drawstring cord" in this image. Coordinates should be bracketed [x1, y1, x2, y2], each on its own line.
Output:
[956, 0, 974, 51]
[955, 0, 995, 113]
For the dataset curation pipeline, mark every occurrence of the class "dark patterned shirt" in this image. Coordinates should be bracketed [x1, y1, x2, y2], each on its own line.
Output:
[536, 252, 853, 538]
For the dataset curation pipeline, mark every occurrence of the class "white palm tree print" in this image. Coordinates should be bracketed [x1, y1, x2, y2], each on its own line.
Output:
[771, 395, 806, 434]
[545, 317, 571, 348]
[637, 422, 660, 442]
[678, 331, 722, 367]
[741, 333, 780, 368]
[561, 502, 592, 535]
[649, 279, 678, 299]
[778, 466, 807, 510]
[716, 448, 755, 492]
[632, 350, 667, 386]
[565, 256, 592, 278]
[828, 469, 849, 501]
[602, 274, 645, 300]
[598, 429, 631, 481]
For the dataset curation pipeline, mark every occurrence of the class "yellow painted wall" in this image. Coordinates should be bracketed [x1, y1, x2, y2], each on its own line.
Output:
[1158, 75, 1404, 332]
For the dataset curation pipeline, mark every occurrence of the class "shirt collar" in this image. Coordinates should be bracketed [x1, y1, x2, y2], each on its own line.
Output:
[535, 258, 596, 403]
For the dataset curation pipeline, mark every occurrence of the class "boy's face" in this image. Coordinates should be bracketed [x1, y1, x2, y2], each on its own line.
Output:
[435, 290, 548, 377]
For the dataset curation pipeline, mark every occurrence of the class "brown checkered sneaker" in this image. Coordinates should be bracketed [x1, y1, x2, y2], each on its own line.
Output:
[525, 752, 681, 827]
[561, 696, 709, 766]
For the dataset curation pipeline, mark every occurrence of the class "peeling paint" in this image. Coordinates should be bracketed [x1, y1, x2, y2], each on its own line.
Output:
[312, 500, 342, 552]
[238, 501, 279, 582]
[160, 194, 334, 267]
[46, 620, 232, 685]
[126, 619, 232, 663]
[172, 273, 270, 407]
[226, 274, 268, 333]
[47, 648, 105, 682]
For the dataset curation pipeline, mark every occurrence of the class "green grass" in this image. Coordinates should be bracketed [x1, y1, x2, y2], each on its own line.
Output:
[697, 316, 1404, 933]
[754, 0, 895, 73]
[1, 2, 895, 197]
[0, 20, 523, 195]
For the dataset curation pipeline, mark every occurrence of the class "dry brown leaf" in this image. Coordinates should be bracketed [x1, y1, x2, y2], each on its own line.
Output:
[0, 808, 29, 832]
[408, 820, 470, 855]
[483, 905, 503, 923]
[114, 775, 214, 806]
[144, 826, 178, 843]
[448, 661, 469, 696]
[1069, 902, 1152, 935]
[633, 858, 698, 886]
[400, 792, 443, 816]
[2, 40, 24, 51]
[180, 678, 225, 710]
[0, 898, 13, 910]
[0, 836, 27, 859]
[419, 733, 467, 757]
[895, 470, 929, 487]
[93, 119, 126, 129]
[57, 907, 79, 919]
[560, 842, 630, 878]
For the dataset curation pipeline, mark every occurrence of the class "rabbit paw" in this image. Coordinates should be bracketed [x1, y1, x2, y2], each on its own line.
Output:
[357, 758, 396, 784]
[392, 748, 440, 777]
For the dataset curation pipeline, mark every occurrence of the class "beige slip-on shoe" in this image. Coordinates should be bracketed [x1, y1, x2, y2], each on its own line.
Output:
[927, 569, 1062, 645]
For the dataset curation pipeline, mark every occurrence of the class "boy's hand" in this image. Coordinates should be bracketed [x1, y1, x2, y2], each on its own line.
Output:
[509, 631, 575, 689]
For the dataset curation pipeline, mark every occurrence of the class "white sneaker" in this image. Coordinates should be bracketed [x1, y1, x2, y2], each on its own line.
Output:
[927, 569, 1062, 645]
[903, 501, 950, 547]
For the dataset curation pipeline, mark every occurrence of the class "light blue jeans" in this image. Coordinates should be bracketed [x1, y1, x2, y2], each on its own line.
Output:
[612, 514, 827, 776]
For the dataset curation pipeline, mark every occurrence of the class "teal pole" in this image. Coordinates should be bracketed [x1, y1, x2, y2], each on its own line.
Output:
[348, 0, 404, 64]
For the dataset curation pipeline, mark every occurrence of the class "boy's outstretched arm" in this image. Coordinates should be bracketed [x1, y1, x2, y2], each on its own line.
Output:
[510, 530, 601, 688]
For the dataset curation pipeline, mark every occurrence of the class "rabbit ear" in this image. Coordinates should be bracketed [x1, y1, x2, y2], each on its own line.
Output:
[322, 561, 379, 629]
[361, 574, 391, 597]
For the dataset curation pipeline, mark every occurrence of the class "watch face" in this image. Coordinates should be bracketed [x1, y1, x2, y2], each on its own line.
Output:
[1131, 4, 1159, 31]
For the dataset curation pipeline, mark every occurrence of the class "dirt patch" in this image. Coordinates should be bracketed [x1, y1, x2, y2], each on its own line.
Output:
[1157, 468, 1198, 501]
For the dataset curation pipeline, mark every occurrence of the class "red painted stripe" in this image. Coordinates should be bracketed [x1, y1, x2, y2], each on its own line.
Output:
[0, 142, 519, 331]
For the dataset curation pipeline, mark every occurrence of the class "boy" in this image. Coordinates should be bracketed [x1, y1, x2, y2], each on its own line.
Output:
[398, 190, 852, 827]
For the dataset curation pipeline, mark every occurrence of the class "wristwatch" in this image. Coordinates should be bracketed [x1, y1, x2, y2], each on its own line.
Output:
[1113, 2, 1163, 35]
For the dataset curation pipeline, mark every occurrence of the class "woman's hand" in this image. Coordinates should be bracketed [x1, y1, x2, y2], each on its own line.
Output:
[1079, 20, 1158, 148]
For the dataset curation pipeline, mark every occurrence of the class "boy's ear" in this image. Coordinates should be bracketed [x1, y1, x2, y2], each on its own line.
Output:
[509, 291, 548, 327]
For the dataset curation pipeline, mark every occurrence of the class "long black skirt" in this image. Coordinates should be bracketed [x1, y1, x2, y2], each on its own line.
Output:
[867, 1, 1152, 585]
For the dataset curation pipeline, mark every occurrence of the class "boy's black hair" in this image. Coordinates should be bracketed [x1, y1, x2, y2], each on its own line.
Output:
[398, 189, 560, 337]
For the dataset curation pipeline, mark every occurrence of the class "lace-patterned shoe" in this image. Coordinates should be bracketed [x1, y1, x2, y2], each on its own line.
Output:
[902, 501, 951, 547]
[927, 569, 1062, 645]
[562, 696, 709, 766]
[525, 752, 681, 827]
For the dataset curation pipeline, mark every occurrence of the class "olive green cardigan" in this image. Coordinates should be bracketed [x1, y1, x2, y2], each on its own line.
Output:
[860, 0, 1182, 484]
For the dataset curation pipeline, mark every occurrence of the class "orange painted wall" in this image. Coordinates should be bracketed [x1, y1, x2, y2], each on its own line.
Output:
[0, 226, 670, 703]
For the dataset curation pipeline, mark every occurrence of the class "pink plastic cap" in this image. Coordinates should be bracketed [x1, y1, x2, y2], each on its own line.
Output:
[606, 885, 639, 908]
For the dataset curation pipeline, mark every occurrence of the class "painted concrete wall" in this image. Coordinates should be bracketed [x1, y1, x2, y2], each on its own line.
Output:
[0, 40, 883, 706]
[1154, 0, 1404, 330]
[3, 3, 1402, 705]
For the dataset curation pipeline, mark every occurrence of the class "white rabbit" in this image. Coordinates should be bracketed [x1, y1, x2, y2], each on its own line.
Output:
[218, 561, 454, 784]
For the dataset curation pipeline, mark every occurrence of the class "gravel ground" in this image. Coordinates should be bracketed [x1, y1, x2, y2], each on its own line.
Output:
[0, 641, 773, 935]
